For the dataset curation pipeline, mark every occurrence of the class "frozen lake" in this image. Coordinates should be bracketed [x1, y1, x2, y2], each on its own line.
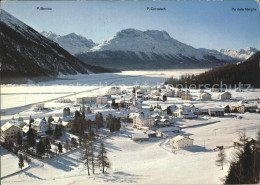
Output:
[1, 69, 208, 110]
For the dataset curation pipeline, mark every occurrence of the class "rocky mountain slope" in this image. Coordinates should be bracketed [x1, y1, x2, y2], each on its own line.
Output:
[0, 10, 112, 83]
[41, 31, 96, 55]
[76, 29, 241, 70]
[218, 47, 258, 61]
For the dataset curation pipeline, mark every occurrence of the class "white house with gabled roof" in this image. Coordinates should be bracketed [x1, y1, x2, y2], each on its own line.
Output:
[218, 92, 231, 100]
[172, 135, 194, 148]
[133, 113, 155, 128]
[1, 122, 23, 140]
[199, 92, 212, 101]
[32, 118, 48, 131]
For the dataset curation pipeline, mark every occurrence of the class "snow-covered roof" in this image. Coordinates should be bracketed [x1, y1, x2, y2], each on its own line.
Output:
[132, 133, 149, 139]
[219, 92, 231, 95]
[33, 119, 47, 127]
[157, 127, 181, 132]
[172, 135, 193, 142]
[1, 122, 15, 132]
[145, 130, 156, 134]
[200, 92, 211, 96]
[208, 108, 224, 112]
[22, 125, 30, 133]
[62, 121, 70, 126]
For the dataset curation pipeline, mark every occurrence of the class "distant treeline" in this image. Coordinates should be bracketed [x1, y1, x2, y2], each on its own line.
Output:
[165, 52, 260, 88]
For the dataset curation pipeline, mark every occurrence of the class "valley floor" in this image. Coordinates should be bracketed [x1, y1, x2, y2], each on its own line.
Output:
[1, 112, 259, 185]
[1, 69, 260, 184]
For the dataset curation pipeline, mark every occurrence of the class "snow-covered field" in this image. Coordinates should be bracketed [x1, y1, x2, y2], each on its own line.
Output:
[1, 147, 29, 178]
[1, 69, 207, 110]
[1, 113, 259, 185]
[1, 69, 260, 184]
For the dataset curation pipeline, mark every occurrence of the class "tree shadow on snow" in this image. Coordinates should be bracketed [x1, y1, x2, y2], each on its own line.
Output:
[103, 141, 122, 152]
[182, 145, 212, 153]
[97, 171, 144, 183]
[24, 171, 44, 180]
[46, 156, 78, 172]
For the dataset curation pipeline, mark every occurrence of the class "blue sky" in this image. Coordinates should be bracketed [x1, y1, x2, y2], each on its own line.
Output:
[2, 0, 259, 50]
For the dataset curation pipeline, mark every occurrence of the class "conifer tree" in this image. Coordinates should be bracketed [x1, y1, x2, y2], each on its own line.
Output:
[58, 142, 63, 153]
[36, 140, 45, 156]
[17, 132, 22, 146]
[18, 154, 24, 170]
[216, 148, 226, 170]
[27, 123, 36, 147]
[97, 141, 110, 173]
[81, 136, 91, 176]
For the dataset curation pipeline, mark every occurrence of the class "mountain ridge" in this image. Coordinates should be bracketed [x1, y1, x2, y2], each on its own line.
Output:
[41, 31, 97, 55]
[0, 10, 112, 83]
[76, 28, 247, 70]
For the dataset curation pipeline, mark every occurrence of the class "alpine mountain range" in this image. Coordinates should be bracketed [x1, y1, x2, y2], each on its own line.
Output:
[0, 9, 258, 81]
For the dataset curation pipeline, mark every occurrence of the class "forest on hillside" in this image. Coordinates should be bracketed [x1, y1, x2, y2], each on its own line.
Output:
[165, 52, 260, 88]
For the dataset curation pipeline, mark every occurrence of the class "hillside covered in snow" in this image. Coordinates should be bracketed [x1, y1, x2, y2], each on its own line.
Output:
[218, 47, 258, 61]
[76, 29, 247, 70]
[0, 10, 112, 84]
[41, 31, 97, 55]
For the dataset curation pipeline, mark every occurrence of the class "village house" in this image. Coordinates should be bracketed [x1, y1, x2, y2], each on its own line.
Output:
[151, 89, 161, 96]
[156, 127, 181, 138]
[32, 118, 49, 132]
[173, 110, 197, 119]
[118, 100, 132, 109]
[218, 92, 231, 100]
[131, 133, 149, 141]
[199, 92, 212, 101]
[57, 98, 73, 103]
[211, 88, 225, 92]
[34, 103, 45, 111]
[7, 117, 26, 128]
[155, 118, 171, 126]
[76, 96, 108, 104]
[63, 107, 71, 117]
[180, 93, 192, 101]
[76, 97, 97, 104]
[176, 90, 185, 97]
[235, 105, 258, 113]
[96, 96, 108, 104]
[135, 91, 143, 99]
[172, 135, 194, 149]
[144, 130, 157, 137]
[208, 108, 224, 116]
[192, 108, 208, 115]
[163, 89, 175, 97]
[62, 121, 73, 131]
[224, 105, 231, 113]
[1, 122, 23, 140]
[133, 114, 155, 128]
[107, 87, 121, 95]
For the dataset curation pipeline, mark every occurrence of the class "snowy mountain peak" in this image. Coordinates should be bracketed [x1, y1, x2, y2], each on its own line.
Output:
[41, 31, 97, 55]
[0, 9, 27, 32]
[89, 28, 235, 62]
[144, 30, 172, 41]
[41, 31, 60, 40]
[218, 47, 258, 60]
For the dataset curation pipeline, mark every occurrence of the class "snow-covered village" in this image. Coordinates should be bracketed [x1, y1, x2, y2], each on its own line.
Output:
[1, 0, 260, 185]
[1, 72, 260, 184]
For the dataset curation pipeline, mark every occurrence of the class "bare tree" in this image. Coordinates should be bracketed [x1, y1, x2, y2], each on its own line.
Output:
[81, 137, 91, 176]
[90, 141, 95, 174]
[97, 141, 110, 173]
[239, 129, 248, 146]
[216, 148, 226, 170]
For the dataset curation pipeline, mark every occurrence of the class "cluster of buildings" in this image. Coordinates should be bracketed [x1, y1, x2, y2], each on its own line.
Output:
[1, 84, 259, 152]
[1, 107, 74, 142]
